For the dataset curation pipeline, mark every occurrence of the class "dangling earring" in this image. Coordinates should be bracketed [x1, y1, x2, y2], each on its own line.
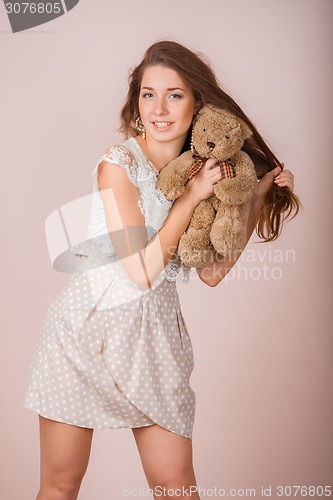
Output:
[135, 116, 146, 140]
[190, 114, 198, 155]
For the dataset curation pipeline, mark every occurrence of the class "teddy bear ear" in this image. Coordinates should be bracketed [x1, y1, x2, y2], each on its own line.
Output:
[201, 103, 220, 114]
[238, 118, 253, 140]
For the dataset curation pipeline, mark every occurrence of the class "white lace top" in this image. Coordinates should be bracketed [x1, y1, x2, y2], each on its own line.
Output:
[71, 137, 191, 284]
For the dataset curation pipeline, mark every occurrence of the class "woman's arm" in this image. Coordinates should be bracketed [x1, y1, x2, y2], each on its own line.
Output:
[196, 165, 295, 287]
[98, 156, 220, 289]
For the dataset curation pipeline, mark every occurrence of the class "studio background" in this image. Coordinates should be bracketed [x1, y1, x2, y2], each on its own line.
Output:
[1, 0, 332, 498]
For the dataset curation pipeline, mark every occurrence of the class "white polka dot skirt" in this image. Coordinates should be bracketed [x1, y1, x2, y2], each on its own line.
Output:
[23, 266, 196, 440]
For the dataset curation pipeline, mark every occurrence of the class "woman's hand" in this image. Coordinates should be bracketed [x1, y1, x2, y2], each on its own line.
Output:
[256, 163, 295, 199]
[184, 158, 221, 206]
[273, 163, 295, 190]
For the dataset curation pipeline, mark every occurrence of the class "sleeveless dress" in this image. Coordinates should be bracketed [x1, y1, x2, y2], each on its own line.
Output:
[23, 137, 196, 440]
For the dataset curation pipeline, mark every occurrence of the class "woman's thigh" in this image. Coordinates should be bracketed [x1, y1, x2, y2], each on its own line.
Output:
[132, 424, 197, 492]
[39, 415, 94, 487]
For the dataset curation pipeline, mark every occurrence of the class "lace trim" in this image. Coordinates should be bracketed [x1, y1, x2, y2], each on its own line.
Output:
[128, 137, 172, 206]
[95, 144, 138, 188]
[163, 254, 191, 284]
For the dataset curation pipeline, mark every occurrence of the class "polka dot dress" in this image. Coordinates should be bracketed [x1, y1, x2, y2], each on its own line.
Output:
[23, 138, 196, 440]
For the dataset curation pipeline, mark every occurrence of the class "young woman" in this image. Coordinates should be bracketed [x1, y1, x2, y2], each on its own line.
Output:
[24, 41, 299, 500]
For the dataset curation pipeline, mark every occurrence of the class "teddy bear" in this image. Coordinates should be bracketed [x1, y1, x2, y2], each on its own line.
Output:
[157, 104, 258, 268]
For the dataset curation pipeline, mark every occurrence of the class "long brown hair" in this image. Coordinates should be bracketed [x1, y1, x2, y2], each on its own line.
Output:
[119, 40, 301, 242]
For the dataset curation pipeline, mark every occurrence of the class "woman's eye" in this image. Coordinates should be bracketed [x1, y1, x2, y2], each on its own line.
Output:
[142, 93, 153, 98]
[169, 94, 182, 99]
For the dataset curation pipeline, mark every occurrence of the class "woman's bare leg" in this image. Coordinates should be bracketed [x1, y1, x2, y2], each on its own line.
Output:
[36, 415, 94, 500]
[132, 424, 200, 499]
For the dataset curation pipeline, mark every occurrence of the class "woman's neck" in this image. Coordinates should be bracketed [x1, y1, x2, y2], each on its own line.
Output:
[135, 135, 184, 172]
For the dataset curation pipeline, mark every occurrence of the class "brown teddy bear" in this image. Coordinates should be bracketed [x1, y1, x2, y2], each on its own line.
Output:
[157, 104, 258, 268]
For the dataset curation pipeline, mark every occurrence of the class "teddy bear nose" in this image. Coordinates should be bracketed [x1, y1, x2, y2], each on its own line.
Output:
[207, 141, 215, 149]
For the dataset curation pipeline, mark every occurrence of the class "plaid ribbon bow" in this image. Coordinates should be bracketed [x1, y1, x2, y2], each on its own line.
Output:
[187, 155, 237, 182]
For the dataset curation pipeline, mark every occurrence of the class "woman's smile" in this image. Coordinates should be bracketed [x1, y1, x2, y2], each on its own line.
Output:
[151, 120, 174, 130]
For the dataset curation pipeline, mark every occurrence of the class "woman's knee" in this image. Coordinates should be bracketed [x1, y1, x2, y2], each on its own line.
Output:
[39, 451, 89, 496]
[37, 478, 81, 500]
[38, 416, 93, 498]
[48, 471, 84, 489]
[150, 464, 197, 496]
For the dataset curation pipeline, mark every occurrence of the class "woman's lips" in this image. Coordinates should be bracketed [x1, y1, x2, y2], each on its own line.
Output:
[151, 121, 174, 131]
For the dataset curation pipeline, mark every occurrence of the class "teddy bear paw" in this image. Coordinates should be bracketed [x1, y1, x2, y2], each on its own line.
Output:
[179, 247, 216, 268]
[178, 232, 215, 268]
[159, 175, 185, 200]
[210, 217, 246, 258]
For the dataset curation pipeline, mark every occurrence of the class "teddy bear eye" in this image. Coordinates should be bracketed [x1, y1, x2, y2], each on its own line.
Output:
[225, 135, 230, 139]
[203, 128, 206, 132]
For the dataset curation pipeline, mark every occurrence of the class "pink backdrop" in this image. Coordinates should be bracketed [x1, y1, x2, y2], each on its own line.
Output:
[1, 0, 332, 498]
